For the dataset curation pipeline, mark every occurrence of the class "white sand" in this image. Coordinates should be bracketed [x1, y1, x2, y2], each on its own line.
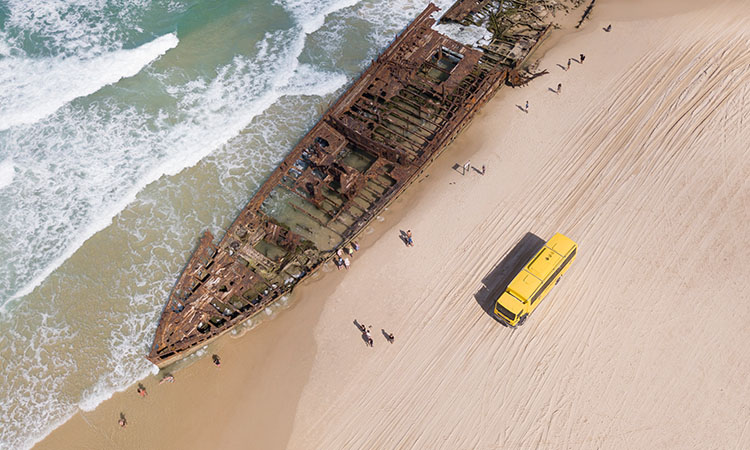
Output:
[286, 1, 750, 448]
[36, 0, 750, 448]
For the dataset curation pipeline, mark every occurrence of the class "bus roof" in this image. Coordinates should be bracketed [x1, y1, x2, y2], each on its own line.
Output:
[497, 292, 525, 315]
[507, 271, 541, 302]
[506, 233, 577, 302]
[546, 233, 577, 256]
[526, 247, 563, 280]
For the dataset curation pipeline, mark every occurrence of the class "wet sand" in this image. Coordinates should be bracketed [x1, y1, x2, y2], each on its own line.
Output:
[37, 0, 750, 448]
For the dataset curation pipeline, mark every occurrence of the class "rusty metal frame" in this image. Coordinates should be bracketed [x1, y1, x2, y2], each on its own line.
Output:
[148, 0, 555, 367]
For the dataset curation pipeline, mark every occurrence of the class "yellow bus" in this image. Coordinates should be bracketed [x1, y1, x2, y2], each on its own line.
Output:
[494, 233, 577, 327]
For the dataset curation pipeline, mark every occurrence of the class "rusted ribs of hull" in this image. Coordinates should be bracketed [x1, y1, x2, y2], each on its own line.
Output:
[148, 0, 555, 367]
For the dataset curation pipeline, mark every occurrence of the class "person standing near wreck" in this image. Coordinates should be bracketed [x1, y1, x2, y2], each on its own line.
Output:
[365, 327, 373, 347]
[406, 230, 414, 247]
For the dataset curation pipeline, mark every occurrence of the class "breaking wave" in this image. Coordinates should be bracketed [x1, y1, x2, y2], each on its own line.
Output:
[0, 33, 179, 131]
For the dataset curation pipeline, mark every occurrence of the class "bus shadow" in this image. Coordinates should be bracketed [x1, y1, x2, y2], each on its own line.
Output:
[474, 232, 545, 323]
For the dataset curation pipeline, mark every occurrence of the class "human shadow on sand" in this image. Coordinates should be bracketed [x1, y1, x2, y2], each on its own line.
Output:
[474, 232, 545, 324]
[353, 319, 371, 346]
[399, 229, 412, 246]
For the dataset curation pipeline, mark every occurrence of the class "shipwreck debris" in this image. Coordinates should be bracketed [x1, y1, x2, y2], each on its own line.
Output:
[576, 0, 596, 29]
[507, 68, 549, 87]
[148, 0, 562, 367]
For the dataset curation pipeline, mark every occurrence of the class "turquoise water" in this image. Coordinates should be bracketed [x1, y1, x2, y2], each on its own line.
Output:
[0, 0, 454, 447]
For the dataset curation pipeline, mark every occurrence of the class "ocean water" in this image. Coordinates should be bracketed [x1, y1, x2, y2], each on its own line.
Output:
[0, 0, 454, 448]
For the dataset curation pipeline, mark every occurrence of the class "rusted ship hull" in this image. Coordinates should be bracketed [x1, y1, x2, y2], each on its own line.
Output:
[148, 0, 555, 367]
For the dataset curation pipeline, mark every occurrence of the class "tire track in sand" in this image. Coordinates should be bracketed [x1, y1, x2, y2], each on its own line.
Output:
[293, 12, 750, 450]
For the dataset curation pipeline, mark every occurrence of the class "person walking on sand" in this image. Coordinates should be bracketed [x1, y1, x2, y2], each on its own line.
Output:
[579, 53, 585, 63]
[481, 164, 486, 175]
[566, 58, 571, 71]
[365, 328, 373, 347]
[406, 230, 414, 247]
[137, 385, 147, 398]
[604, 24, 612, 32]
[524, 100, 529, 113]
[212, 354, 221, 367]
[556, 83, 562, 94]
[118, 414, 127, 428]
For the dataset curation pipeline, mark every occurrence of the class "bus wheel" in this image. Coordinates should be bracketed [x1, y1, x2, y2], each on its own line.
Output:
[518, 314, 528, 326]
[555, 276, 561, 285]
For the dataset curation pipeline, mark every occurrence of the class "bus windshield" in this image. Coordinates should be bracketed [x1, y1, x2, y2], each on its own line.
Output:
[495, 303, 516, 321]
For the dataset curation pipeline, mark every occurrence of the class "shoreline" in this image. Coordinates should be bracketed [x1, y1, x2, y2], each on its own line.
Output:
[37, 0, 750, 448]
[147, 0, 557, 369]
[33, 5, 563, 442]
[35, 271, 332, 450]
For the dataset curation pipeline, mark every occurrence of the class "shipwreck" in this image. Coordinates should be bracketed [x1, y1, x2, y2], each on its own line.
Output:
[148, 0, 563, 367]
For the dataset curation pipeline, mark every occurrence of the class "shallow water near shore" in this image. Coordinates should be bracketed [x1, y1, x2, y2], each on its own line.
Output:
[0, 0, 455, 447]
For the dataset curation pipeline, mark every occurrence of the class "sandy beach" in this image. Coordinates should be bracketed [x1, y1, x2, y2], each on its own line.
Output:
[37, 0, 750, 448]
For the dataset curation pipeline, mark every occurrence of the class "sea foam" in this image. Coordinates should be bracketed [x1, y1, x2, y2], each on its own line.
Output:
[1, 5, 350, 307]
[2, 0, 152, 56]
[0, 33, 178, 131]
[0, 1, 455, 449]
[277, 0, 363, 34]
[0, 159, 14, 189]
